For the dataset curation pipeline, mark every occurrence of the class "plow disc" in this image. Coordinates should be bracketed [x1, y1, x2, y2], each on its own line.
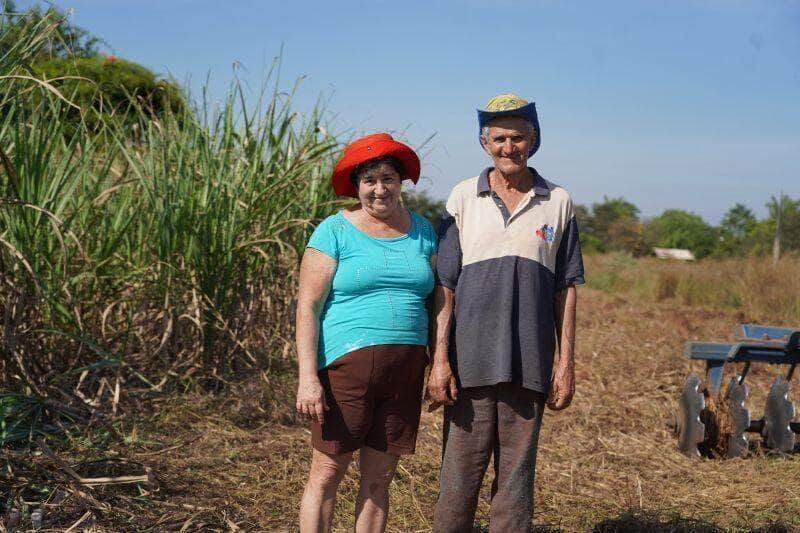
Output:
[763, 377, 796, 453]
[677, 323, 800, 459]
[724, 377, 750, 458]
[677, 374, 705, 457]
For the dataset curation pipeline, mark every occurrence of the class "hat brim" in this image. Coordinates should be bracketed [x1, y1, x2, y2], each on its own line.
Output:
[477, 101, 541, 157]
[331, 139, 421, 198]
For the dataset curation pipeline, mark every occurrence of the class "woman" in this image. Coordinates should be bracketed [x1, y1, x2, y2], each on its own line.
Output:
[295, 133, 436, 532]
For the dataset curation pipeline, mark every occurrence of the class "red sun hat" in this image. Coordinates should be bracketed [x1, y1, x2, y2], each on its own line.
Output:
[331, 133, 421, 198]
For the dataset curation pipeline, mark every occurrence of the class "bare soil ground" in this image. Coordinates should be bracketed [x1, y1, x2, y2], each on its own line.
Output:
[5, 286, 799, 531]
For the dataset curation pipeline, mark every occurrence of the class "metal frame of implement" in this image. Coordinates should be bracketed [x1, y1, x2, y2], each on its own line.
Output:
[677, 323, 800, 458]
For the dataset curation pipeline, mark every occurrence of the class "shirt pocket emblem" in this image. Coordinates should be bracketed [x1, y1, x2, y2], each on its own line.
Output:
[535, 224, 555, 243]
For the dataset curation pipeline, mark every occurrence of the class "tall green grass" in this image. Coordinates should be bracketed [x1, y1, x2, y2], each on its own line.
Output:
[1, 10, 342, 442]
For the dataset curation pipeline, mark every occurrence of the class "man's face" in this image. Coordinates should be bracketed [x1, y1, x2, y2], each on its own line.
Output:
[481, 116, 536, 176]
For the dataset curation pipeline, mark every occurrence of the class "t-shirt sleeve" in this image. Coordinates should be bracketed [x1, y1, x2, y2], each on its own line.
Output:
[307, 216, 340, 261]
[555, 199, 585, 290]
[436, 192, 462, 290]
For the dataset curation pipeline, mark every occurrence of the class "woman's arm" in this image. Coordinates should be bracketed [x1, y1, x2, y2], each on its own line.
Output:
[295, 247, 337, 424]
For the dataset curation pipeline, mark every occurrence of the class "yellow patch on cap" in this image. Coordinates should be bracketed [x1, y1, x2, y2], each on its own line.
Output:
[485, 93, 528, 112]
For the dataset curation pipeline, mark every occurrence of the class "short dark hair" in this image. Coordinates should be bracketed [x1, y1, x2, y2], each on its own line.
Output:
[349, 156, 405, 192]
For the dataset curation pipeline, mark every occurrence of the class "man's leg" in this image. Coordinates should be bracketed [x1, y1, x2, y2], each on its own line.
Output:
[489, 384, 546, 533]
[433, 386, 497, 533]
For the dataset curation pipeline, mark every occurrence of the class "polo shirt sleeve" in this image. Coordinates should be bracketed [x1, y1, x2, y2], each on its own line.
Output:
[435, 192, 462, 290]
[307, 216, 340, 261]
[555, 199, 585, 290]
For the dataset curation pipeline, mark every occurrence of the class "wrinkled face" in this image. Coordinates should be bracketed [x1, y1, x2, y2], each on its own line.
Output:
[480, 116, 536, 175]
[355, 161, 403, 218]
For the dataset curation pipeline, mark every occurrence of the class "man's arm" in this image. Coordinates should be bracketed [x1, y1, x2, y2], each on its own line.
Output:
[426, 285, 459, 410]
[547, 285, 577, 410]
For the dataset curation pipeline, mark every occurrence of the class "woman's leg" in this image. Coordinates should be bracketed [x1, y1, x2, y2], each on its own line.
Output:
[354, 446, 400, 533]
[299, 448, 353, 533]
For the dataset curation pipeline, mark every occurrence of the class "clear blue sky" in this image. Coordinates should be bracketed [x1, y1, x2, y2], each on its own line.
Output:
[21, 0, 800, 223]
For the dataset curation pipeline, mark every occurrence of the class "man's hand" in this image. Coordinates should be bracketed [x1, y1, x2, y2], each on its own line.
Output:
[426, 361, 459, 411]
[546, 362, 574, 410]
[296, 374, 329, 424]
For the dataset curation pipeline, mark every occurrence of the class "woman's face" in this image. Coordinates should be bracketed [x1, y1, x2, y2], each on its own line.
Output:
[355, 162, 403, 219]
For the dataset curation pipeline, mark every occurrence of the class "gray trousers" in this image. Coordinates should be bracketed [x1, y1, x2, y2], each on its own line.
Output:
[432, 383, 546, 533]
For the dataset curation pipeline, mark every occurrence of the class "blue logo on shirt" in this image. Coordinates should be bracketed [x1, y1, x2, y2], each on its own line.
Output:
[535, 224, 555, 243]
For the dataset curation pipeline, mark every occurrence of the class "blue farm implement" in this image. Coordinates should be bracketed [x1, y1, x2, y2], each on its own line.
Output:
[677, 324, 800, 458]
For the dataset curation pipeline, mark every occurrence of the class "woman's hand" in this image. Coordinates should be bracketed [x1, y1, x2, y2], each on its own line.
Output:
[426, 361, 459, 412]
[296, 374, 329, 424]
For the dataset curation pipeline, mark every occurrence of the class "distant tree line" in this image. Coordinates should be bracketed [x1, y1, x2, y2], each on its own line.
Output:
[405, 190, 799, 260]
[576, 194, 800, 259]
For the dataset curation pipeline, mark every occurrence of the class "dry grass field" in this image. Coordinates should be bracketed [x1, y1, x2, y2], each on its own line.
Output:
[5, 255, 800, 532]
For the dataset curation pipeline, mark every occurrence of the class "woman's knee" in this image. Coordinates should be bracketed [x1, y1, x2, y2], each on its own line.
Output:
[358, 449, 399, 492]
[308, 450, 351, 489]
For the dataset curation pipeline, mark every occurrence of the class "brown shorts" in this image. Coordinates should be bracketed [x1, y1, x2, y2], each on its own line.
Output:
[311, 344, 428, 456]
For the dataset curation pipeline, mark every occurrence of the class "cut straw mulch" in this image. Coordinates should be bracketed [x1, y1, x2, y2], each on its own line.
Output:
[4, 287, 800, 531]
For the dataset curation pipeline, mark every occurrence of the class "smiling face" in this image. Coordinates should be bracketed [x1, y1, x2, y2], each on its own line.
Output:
[353, 159, 404, 219]
[480, 116, 537, 176]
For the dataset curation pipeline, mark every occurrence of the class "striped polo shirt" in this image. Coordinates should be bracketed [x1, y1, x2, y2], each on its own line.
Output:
[437, 167, 584, 393]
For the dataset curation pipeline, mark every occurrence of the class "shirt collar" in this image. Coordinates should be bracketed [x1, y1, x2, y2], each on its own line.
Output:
[476, 167, 551, 197]
[476, 168, 492, 195]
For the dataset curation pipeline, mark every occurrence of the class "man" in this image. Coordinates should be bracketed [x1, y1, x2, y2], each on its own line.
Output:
[427, 94, 584, 532]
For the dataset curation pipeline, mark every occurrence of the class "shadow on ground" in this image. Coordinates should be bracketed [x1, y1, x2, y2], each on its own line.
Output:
[471, 510, 792, 532]
[590, 510, 791, 533]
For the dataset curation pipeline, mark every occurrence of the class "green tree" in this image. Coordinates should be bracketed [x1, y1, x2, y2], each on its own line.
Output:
[591, 197, 638, 235]
[574, 203, 591, 230]
[1, 1, 103, 60]
[31, 55, 184, 130]
[587, 196, 644, 254]
[402, 189, 445, 231]
[645, 209, 716, 258]
[2, 2, 184, 130]
[767, 193, 800, 255]
[747, 219, 777, 256]
[721, 203, 757, 239]
[574, 203, 603, 254]
[717, 203, 757, 256]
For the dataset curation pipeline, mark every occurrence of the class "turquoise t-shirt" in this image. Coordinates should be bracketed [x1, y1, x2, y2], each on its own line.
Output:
[307, 210, 437, 369]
